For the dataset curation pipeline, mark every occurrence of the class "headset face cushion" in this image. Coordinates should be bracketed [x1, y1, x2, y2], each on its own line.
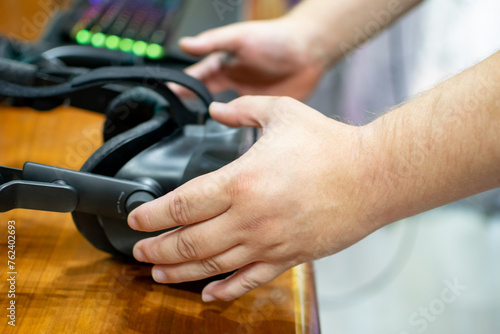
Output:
[72, 113, 177, 257]
[103, 87, 169, 142]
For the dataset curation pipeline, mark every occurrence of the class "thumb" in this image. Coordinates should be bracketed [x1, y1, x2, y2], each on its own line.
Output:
[179, 24, 244, 57]
[210, 96, 297, 128]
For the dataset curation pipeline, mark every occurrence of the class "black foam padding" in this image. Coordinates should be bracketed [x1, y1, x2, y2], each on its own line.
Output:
[82, 112, 177, 176]
[72, 112, 177, 256]
[70, 211, 120, 256]
[103, 87, 169, 142]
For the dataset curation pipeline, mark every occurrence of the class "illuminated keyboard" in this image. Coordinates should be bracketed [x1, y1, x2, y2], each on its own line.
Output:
[68, 0, 183, 59]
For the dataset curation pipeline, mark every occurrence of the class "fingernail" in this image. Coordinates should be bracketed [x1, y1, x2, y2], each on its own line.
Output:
[152, 268, 167, 283]
[210, 102, 227, 114]
[180, 36, 204, 47]
[133, 247, 146, 262]
[128, 215, 138, 230]
[202, 293, 216, 303]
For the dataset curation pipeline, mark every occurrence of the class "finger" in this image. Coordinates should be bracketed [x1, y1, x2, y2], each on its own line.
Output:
[167, 82, 197, 99]
[133, 213, 238, 264]
[184, 52, 224, 81]
[150, 245, 253, 283]
[179, 25, 244, 57]
[210, 96, 301, 128]
[201, 262, 285, 302]
[169, 53, 234, 98]
[128, 170, 232, 232]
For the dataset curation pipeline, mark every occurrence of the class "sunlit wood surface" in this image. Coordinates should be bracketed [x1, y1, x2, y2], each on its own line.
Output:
[0, 1, 319, 333]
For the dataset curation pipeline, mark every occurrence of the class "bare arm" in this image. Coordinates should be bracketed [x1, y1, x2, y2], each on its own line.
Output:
[364, 51, 500, 228]
[287, 0, 424, 66]
[177, 0, 423, 99]
[128, 50, 500, 302]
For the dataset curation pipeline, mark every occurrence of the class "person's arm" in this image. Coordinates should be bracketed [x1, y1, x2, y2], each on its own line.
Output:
[128, 51, 500, 302]
[177, 0, 423, 100]
[364, 51, 500, 226]
[286, 0, 423, 66]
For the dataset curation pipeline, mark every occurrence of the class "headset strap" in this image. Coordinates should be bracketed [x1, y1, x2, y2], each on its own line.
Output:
[0, 66, 213, 126]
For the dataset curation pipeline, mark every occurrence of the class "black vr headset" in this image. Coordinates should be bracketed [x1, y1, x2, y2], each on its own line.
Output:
[0, 41, 254, 259]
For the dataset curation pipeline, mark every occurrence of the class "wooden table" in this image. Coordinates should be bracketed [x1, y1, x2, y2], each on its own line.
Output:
[0, 1, 320, 333]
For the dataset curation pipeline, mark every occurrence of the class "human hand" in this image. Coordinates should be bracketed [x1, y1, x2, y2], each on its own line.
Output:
[177, 17, 327, 101]
[128, 96, 381, 302]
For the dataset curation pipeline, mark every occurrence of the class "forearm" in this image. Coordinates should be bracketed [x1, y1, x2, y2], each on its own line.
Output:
[364, 51, 500, 228]
[285, 0, 423, 67]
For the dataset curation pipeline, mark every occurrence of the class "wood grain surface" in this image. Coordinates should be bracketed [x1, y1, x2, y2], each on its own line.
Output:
[0, 1, 320, 333]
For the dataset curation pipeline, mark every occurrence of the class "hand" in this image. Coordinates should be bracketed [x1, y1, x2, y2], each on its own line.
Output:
[178, 17, 326, 101]
[128, 96, 380, 302]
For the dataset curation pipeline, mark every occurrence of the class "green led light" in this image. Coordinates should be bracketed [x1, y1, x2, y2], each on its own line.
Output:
[105, 35, 121, 50]
[119, 38, 134, 52]
[91, 32, 106, 48]
[132, 41, 148, 56]
[75, 30, 91, 45]
[146, 43, 164, 59]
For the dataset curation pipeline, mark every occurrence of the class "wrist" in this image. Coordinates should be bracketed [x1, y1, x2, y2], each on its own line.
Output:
[278, 13, 334, 70]
[358, 102, 441, 231]
[354, 120, 405, 232]
[321, 121, 395, 236]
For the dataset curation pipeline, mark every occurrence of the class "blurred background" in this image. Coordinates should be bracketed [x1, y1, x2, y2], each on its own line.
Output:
[308, 0, 500, 333]
[0, 0, 499, 333]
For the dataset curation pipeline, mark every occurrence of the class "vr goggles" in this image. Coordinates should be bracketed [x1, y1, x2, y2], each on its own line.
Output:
[0, 49, 253, 259]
